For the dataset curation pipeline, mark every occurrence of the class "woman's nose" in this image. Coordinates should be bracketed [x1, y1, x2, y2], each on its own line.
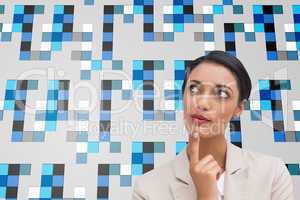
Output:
[193, 93, 211, 111]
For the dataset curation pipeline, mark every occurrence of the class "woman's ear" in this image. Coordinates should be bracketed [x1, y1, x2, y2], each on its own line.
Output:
[233, 99, 246, 117]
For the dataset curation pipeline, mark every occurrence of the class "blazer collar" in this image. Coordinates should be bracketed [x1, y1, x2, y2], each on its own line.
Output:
[170, 139, 249, 200]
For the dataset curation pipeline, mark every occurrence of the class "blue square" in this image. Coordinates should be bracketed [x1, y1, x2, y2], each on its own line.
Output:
[287, 51, 298, 60]
[0, 187, 6, 198]
[81, 70, 91, 80]
[133, 5, 143, 14]
[63, 14, 73, 23]
[0, 165, 8, 175]
[225, 32, 235, 41]
[100, 131, 110, 141]
[120, 175, 131, 187]
[12, 131, 23, 142]
[52, 175, 64, 186]
[14, 5, 24, 14]
[41, 175, 52, 186]
[132, 164, 143, 175]
[260, 90, 271, 100]
[43, 164, 53, 175]
[102, 51, 112, 60]
[14, 111, 25, 121]
[54, 5, 64, 14]
[143, 153, 154, 164]
[213, 5, 223, 14]
[230, 131, 241, 142]
[76, 153, 87, 164]
[143, 111, 154, 120]
[271, 90, 281, 100]
[176, 141, 187, 155]
[21, 32, 32, 41]
[88, 142, 99, 153]
[132, 142, 143, 153]
[124, 14, 134, 23]
[265, 32, 276, 41]
[259, 80, 270, 90]
[132, 153, 143, 164]
[144, 14, 153, 23]
[144, 32, 154, 41]
[122, 90, 132, 100]
[174, 23, 184, 32]
[184, 14, 193, 23]
[143, 70, 154, 80]
[0, 176, 7, 186]
[274, 131, 285, 142]
[163, 32, 174, 41]
[7, 175, 19, 187]
[45, 121, 56, 131]
[173, 6, 183, 14]
[272, 110, 283, 121]
[267, 51, 278, 60]
[254, 23, 264, 32]
[98, 175, 109, 187]
[40, 186, 52, 198]
[253, 5, 263, 14]
[103, 32, 113, 42]
[164, 111, 176, 121]
[20, 51, 31, 60]
[245, 32, 256, 41]
[223, 0, 232, 5]
[104, 14, 114, 23]
[260, 100, 272, 110]
[23, 14, 33, 23]
[251, 110, 262, 121]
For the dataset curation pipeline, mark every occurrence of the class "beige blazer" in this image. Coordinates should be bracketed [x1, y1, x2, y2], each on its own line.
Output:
[132, 140, 295, 200]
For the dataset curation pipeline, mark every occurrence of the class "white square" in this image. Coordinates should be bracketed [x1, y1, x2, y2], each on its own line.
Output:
[28, 187, 40, 198]
[34, 121, 45, 131]
[78, 100, 89, 109]
[284, 24, 294, 32]
[164, 80, 174, 90]
[204, 42, 215, 50]
[165, 100, 175, 110]
[83, 24, 93, 32]
[40, 42, 51, 51]
[163, 24, 173, 32]
[122, 80, 132, 90]
[74, 187, 86, 198]
[294, 121, 300, 131]
[286, 42, 297, 50]
[2, 23, 12, 32]
[124, 5, 133, 14]
[0, 101, 4, 110]
[120, 164, 131, 175]
[81, 42, 92, 51]
[76, 142, 88, 153]
[203, 23, 214, 32]
[36, 101, 47, 110]
[42, 24, 52, 32]
[292, 100, 300, 110]
[202, 6, 213, 14]
[163, 5, 173, 14]
[244, 24, 254, 32]
[80, 61, 91, 70]
[250, 100, 261, 110]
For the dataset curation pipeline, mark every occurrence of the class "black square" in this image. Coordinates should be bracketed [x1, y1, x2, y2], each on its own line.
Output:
[12, 121, 24, 132]
[99, 121, 111, 132]
[98, 164, 109, 175]
[271, 100, 282, 110]
[143, 142, 154, 153]
[8, 164, 20, 175]
[143, 60, 154, 70]
[143, 80, 153, 90]
[64, 5, 74, 14]
[273, 121, 284, 131]
[229, 121, 241, 131]
[183, 5, 193, 14]
[103, 23, 113, 32]
[63, 23, 73, 32]
[224, 23, 234, 32]
[24, 5, 35, 14]
[17, 80, 28, 90]
[143, 164, 154, 174]
[263, 5, 273, 14]
[264, 23, 275, 32]
[59, 80, 70, 90]
[269, 80, 281, 90]
[225, 42, 235, 51]
[97, 187, 109, 198]
[102, 42, 113, 51]
[52, 187, 63, 198]
[6, 187, 18, 198]
[22, 23, 33, 32]
[20, 42, 31, 51]
[144, 23, 153, 32]
[104, 5, 114, 14]
[14, 100, 26, 110]
[143, 5, 153, 14]
[53, 164, 64, 175]
[143, 100, 153, 110]
[102, 80, 112, 90]
[100, 100, 111, 110]
[266, 42, 277, 51]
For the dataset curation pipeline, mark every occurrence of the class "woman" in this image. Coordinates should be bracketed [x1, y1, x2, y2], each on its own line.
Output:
[132, 50, 295, 200]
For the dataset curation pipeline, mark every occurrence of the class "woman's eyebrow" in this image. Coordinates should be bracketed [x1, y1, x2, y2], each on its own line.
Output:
[190, 79, 233, 92]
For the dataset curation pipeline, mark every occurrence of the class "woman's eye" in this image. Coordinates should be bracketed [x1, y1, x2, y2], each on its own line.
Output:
[189, 85, 199, 94]
[217, 90, 229, 99]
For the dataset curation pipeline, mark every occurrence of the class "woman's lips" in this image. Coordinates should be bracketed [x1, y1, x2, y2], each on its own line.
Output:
[191, 117, 211, 126]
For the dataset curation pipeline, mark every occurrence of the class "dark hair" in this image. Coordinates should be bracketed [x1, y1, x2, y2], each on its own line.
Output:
[181, 50, 252, 103]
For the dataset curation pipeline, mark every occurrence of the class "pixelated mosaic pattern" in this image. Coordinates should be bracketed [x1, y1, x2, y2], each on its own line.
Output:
[0, 1, 300, 199]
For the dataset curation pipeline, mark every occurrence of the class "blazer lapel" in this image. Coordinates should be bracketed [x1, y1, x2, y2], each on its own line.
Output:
[170, 148, 197, 200]
[224, 140, 249, 200]
[170, 140, 250, 200]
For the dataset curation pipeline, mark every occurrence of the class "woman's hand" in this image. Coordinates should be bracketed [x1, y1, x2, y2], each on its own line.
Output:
[188, 132, 222, 200]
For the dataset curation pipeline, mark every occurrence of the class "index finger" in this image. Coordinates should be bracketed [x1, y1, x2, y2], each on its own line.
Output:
[188, 131, 200, 166]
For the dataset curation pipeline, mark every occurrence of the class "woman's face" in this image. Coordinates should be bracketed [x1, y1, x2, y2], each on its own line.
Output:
[183, 61, 245, 138]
